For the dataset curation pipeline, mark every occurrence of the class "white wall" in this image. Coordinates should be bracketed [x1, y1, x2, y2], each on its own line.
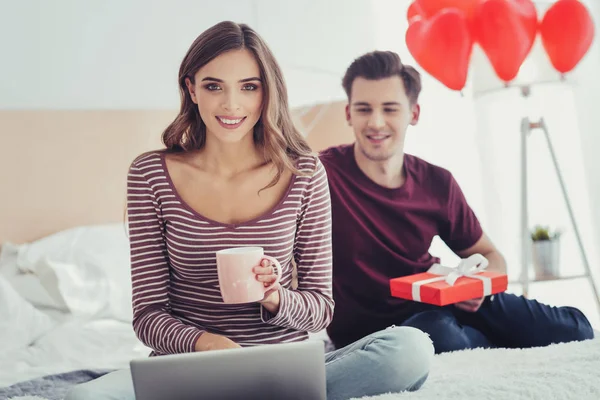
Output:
[0, 0, 376, 109]
[571, 0, 600, 274]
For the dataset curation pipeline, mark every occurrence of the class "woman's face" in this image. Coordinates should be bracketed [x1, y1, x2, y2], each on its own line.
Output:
[186, 49, 263, 145]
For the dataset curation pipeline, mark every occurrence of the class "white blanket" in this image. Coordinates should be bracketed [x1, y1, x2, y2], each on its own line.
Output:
[0, 317, 150, 389]
[358, 338, 600, 400]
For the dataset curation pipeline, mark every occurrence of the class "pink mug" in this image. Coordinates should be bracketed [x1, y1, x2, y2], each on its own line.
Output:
[216, 247, 282, 304]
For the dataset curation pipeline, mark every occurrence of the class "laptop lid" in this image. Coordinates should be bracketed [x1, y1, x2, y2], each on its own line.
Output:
[130, 340, 326, 400]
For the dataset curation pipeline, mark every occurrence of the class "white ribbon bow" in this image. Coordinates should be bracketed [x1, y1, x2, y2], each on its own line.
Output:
[411, 254, 492, 302]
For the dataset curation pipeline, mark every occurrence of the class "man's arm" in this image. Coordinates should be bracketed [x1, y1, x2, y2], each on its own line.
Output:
[440, 172, 507, 312]
[456, 232, 507, 275]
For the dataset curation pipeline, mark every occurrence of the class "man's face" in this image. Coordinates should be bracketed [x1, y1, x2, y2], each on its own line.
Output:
[346, 76, 420, 162]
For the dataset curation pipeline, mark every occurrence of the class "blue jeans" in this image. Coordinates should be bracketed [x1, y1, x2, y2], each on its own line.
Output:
[65, 326, 433, 400]
[400, 292, 594, 354]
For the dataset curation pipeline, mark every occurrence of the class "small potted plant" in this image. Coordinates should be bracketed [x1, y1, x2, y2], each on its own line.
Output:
[530, 225, 562, 279]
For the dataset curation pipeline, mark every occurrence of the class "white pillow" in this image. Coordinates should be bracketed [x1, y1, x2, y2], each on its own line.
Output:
[0, 274, 55, 353]
[11, 223, 133, 322]
[1, 241, 69, 310]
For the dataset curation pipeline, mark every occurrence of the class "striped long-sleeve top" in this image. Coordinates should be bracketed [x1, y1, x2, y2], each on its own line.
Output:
[126, 152, 333, 356]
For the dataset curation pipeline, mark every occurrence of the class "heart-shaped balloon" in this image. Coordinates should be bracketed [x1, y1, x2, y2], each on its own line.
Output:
[540, 0, 595, 74]
[515, 0, 538, 41]
[406, 9, 473, 90]
[416, 0, 482, 21]
[473, 0, 538, 82]
[407, 1, 425, 22]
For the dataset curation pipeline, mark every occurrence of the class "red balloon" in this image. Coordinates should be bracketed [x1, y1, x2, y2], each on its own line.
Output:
[416, 0, 482, 21]
[540, 0, 595, 74]
[406, 9, 473, 90]
[473, 0, 538, 82]
[407, 1, 425, 22]
[515, 0, 538, 40]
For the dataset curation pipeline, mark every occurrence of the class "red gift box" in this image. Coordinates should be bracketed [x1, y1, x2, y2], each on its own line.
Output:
[389, 254, 508, 306]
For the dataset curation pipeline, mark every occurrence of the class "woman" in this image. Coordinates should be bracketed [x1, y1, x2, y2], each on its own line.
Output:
[66, 21, 433, 400]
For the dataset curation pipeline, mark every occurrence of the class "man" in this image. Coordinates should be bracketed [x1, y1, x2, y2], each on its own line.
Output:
[319, 50, 594, 353]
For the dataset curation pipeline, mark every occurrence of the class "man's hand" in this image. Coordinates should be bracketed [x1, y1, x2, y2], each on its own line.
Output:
[194, 332, 241, 352]
[453, 233, 505, 313]
[454, 296, 485, 313]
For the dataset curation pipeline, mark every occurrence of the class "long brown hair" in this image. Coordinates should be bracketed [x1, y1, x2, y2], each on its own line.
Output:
[162, 21, 313, 189]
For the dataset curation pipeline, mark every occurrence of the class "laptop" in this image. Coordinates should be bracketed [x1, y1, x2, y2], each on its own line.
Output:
[130, 340, 326, 400]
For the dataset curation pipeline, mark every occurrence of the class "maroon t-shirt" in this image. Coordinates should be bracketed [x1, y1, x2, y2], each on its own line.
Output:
[319, 144, 483, 347]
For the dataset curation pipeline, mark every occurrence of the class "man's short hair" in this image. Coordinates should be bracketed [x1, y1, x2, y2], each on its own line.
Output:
[342, 51, 422, 104]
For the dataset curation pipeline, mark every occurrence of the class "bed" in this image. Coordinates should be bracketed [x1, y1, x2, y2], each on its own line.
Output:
[0, 109, 599, 400]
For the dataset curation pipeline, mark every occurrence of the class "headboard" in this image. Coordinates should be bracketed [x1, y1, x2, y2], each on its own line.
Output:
[0, 102, 351, 244]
